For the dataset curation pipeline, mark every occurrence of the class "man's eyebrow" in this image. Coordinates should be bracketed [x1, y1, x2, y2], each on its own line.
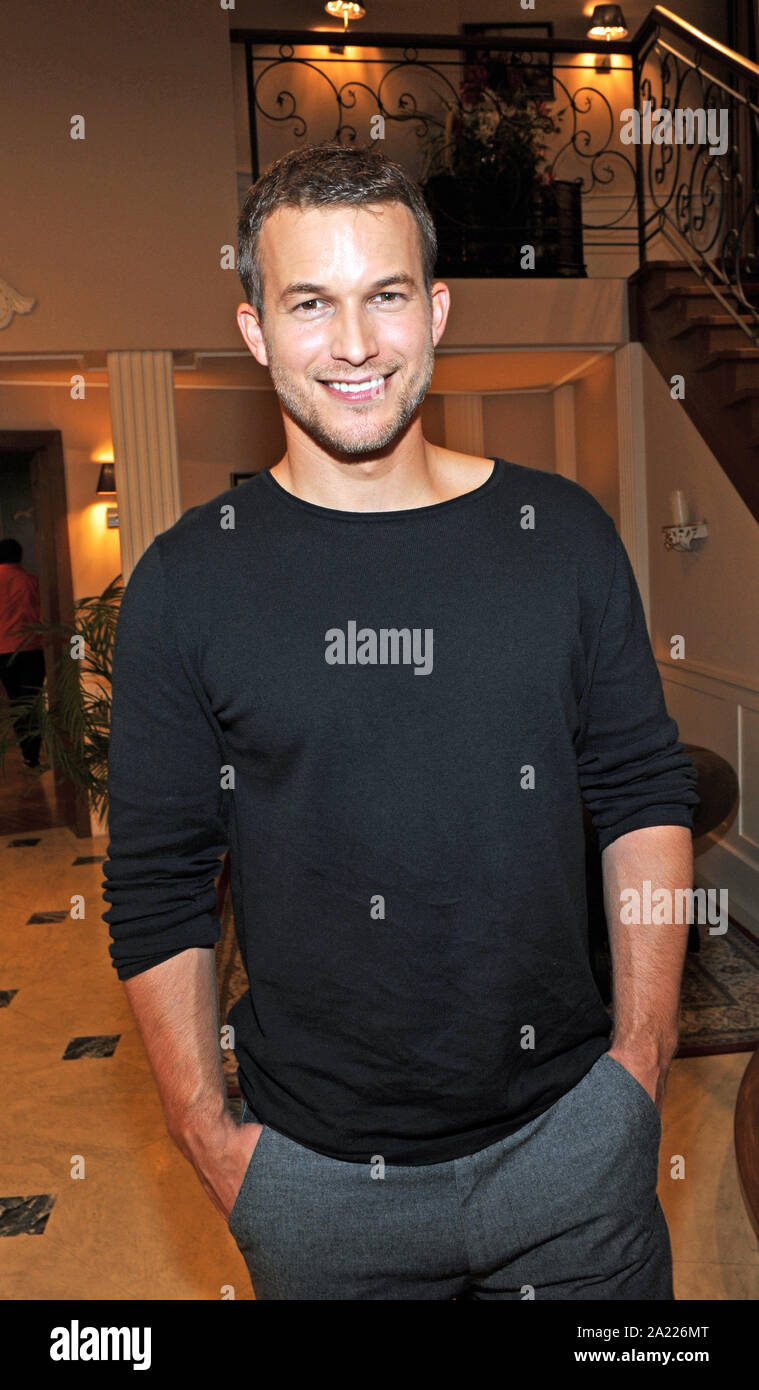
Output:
[280, 282, 325, 300]
[279, 273, 417, 302]
[368, 273, 417, 292]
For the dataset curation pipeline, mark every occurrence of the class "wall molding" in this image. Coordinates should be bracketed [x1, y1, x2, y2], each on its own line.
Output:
[0, 275, 35, 330]
[657, 654, 759, 933]
[657, 656, 759, 701]
[692, 838, 759, 938]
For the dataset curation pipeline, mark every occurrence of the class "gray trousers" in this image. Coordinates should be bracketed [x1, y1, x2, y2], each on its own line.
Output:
[227, 1049, 672, 1301]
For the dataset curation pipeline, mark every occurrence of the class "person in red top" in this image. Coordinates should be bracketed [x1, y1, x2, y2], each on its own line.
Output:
[0, 537, 46, 768]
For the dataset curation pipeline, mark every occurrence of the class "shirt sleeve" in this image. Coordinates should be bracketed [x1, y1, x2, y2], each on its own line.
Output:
[102, 538, 229, 980]
[575, 522, 700, 854]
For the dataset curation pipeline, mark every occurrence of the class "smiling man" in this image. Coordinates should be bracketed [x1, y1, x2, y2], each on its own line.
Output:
[103, 144, 699, 1301]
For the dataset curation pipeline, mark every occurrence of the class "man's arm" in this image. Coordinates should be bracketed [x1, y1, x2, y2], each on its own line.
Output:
[123, 947, 261, 1221]
[572, 518, 699, 1110]
[602, 823, 694, 1110]
[102, 537, 259, 1220]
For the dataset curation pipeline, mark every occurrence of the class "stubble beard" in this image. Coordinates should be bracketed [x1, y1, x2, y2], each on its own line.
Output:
[264, 335, 436, 460]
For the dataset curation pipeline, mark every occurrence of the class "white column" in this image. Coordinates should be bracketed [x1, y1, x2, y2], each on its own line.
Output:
[107, 350, 182, 583]
[442, 394, 485, 456]
[552, 382, 577, 481]
[615, 342, 650, 628]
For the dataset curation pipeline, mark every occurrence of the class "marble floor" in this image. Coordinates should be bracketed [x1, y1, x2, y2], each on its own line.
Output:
[1, 806, 758, 1300]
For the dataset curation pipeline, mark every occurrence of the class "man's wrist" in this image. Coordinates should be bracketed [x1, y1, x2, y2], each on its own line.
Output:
[610, 1028, 679, 1067]
[168, 1098, 236, 1157]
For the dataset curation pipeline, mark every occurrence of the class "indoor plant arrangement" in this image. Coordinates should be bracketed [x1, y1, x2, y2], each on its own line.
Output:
[420, 59, 583, 275]
[0, 574, 122, 820]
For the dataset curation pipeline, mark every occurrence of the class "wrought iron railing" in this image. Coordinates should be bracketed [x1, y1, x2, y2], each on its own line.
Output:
[635, 7, 759, 338]
[230, 8, 759, 332]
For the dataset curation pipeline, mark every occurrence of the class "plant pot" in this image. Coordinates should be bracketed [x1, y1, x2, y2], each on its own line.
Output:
[422, 173, 585, 278]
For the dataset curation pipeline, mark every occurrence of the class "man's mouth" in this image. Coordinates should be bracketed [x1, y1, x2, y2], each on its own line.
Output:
[317, 371, 395, 402]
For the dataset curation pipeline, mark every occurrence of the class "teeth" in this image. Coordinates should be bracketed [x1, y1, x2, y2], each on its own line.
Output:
[325, 377, 385, 393]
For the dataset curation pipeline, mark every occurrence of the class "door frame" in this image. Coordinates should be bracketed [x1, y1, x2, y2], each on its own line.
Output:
[0, 429, 90, 837]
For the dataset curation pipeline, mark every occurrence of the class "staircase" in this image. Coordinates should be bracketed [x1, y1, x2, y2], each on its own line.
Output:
[629, 262, 759, 523]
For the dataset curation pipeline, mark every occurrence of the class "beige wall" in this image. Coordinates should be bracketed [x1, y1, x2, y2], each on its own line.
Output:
[642, 351, 759, 684]
[574, 354, 620, 527]
[177, 389, 285, 511]
[482, 395, 556, 473]
[421, 395, 446, 449]
[228, 0, 728, 42]
[1, 0, 241, 354]
[640, 349, 759, 932]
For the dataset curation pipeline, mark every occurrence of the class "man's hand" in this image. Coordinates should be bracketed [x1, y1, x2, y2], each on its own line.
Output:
[121, 949, 266, 1224]
[177, 1110, 266, 1222]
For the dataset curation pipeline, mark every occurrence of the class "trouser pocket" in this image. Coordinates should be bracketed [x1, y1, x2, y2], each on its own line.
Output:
[597, 1050, 662, 1141]
[227, 1102, 271, 1237]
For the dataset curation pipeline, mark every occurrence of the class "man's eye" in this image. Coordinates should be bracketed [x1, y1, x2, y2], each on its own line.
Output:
[295, 299, 325, 312]
[373, 292, 403, 304]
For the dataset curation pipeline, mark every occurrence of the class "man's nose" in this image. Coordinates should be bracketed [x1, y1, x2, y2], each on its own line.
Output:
[329, 305, 379, 365]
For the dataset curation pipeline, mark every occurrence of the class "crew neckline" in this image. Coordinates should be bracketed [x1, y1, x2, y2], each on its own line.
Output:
[260, 456, 505, 521]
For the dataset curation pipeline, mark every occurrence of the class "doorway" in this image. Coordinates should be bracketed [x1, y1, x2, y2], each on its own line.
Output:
[0, 430, 89, 837]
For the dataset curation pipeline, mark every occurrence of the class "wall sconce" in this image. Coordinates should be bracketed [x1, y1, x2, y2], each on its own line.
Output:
[95, 461, 119, 528]
[96, 462, 116, 495]
[662, 489, 708, 551]
[587, 4, 628, 71]
[324, 2, 366, 29]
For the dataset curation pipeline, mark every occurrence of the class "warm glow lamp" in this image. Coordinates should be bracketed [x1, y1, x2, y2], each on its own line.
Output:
[95, 462, 116, 495]
[324, 2, 366, 29]
[587, 5, 628, 40]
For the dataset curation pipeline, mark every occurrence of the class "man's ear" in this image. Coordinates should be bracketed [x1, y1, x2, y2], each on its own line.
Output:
[236, 303, 269, 367]
[429, 281, 450, 349]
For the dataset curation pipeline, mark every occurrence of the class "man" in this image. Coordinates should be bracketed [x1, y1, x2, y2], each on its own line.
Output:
[103, 144, 699, 1301]
[0, 537, 45, 768]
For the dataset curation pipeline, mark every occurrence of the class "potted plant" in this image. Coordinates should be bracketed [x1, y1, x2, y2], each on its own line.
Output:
[421, 60, 584, 276]
[0, 574, 123, 829]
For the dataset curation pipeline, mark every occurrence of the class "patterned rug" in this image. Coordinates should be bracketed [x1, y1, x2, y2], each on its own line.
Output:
[676, 919, 759, 1054]
[216, 881, 759, 1099]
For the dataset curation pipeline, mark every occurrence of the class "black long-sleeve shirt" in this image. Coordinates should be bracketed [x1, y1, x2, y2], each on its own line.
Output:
[102, 457, 699, 1164]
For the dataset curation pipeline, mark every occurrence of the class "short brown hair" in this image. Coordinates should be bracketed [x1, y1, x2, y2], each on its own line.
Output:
[237, 143, 438, 315]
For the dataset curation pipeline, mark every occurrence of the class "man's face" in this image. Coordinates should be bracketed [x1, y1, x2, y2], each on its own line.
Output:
[239, 201, 449, 458]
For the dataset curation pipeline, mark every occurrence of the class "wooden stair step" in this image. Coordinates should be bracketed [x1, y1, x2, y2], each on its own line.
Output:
[670, 314, 753, 333]
[633, 259, 759, 314]
[723, 392, 759, 441]
[696, 348, 759, 394]
[699, 347, 758, 366]
[628, 260, 699, 285]
[650, 286, 723, 313]
[725, 386, 759, 405]
[670, 319, 756, 354]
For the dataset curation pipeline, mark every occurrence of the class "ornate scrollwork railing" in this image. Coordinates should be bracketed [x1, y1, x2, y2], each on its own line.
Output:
[633, 8, 759, 338]
[231, 11, 759, 310]
[232, 28, 640, 271]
